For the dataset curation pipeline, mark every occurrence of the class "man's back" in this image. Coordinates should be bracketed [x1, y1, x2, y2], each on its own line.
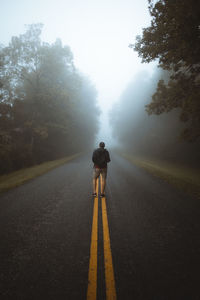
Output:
[92, 147, 110, 169]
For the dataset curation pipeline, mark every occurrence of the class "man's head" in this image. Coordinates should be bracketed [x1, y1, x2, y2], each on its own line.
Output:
[99, 141, 105, 148]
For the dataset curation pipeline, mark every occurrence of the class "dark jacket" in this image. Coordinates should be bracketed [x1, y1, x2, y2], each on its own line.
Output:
[92, 147, 111, 168]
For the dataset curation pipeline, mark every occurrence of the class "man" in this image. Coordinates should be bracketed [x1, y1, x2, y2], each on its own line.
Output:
[92, 142, 111, 197]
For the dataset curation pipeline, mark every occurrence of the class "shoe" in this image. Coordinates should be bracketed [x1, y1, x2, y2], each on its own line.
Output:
[100, 193, 105, 198]
[92, 192, 97, 197]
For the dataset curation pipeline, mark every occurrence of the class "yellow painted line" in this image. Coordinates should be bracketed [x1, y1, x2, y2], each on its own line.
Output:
[87, 180, 98, 300]
[101, 176, 117, 300]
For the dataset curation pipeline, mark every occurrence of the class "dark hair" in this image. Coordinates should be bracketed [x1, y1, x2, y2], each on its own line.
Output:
[99, 142, 105, 148]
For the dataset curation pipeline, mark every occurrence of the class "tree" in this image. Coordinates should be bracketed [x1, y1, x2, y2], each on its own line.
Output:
[109, 68, 200, 165]
[0, 24, 100, 173]
[130, 0, 200, 141]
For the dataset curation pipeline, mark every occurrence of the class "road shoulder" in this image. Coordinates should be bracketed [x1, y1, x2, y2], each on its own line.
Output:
[120, 152, 200, 199]
[0, 153, 81, 194]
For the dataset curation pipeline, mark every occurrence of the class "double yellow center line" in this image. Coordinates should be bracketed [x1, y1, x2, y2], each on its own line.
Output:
[87, 180, 98, 299]
[87, 177, 117, 300]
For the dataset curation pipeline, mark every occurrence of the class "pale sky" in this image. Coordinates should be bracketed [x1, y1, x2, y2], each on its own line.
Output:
[0, 0, 154, 144]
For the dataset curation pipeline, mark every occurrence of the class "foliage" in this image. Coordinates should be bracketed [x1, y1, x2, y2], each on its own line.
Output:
[109, 69, 200, 165]
[130, 0, 200, 141]
[0, 24, 100, 174]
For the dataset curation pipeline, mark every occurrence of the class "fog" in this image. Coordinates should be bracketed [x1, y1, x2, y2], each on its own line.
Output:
[109, 67, 200, 166]
[0, 0, 155, 147]
[1, 0, 199, 173]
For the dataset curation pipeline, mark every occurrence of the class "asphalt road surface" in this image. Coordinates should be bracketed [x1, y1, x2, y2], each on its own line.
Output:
[0, 152, 200, 300]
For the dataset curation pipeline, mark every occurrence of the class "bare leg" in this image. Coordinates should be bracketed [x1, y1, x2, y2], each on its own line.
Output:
[93, 177, 97, 194]
[101, 177, 106, 194]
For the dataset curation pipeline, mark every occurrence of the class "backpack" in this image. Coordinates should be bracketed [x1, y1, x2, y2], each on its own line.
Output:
[93, 148, 108, 167]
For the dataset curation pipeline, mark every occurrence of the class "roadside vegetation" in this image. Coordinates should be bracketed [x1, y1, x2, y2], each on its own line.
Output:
[110, 0, 200, 178]
[122, 153, 200, 199]
[0, 153, 80, 193]
[0, 24, 100, 175]
[130, 0, 200, 142]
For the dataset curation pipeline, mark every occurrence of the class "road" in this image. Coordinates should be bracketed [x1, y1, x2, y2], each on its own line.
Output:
[0, 152, 200, 300]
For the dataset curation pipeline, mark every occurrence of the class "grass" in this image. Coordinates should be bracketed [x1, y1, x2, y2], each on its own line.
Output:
[0, 153, 80, 194]
[121, 153, 200, 199]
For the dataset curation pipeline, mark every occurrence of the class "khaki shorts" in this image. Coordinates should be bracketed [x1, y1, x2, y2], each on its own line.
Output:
[93, 167, 107, 180]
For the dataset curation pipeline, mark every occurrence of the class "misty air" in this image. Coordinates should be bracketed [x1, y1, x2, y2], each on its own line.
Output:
[0, 0, 200, 299]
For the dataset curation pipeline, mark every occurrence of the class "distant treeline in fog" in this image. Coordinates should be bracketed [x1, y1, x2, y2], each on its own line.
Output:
[110, 0, 200, 166]
[0, 24, 100, 174]
[110, 69, 200, 165]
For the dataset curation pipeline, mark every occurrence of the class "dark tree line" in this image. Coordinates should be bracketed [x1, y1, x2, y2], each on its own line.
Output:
[0, 24, 100, 174]
[109, 69, 200, 165]
[130, 0, 200, 142]
[109, 0, 200, 166]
